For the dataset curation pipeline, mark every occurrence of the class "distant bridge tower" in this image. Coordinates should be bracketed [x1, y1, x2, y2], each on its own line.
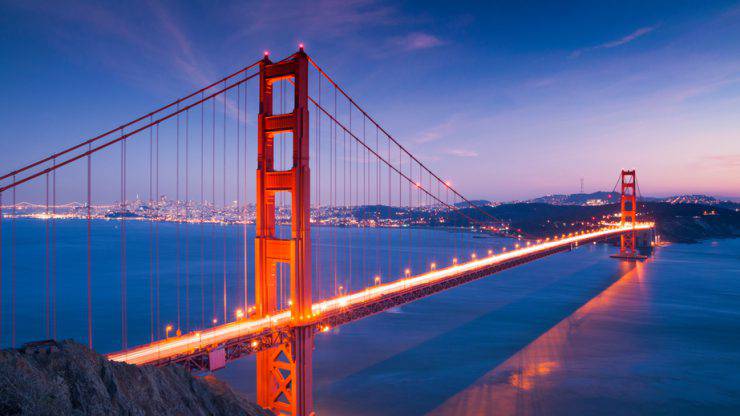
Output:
[619, 170, 636, 256]
[612, 169, 647, 260]
[255, 48, 313, 416]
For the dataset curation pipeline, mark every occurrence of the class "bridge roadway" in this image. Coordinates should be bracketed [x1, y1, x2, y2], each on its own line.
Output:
[108, 223, 652, 371]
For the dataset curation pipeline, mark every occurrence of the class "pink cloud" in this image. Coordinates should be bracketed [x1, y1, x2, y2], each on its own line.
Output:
[702, 154, 740, 168]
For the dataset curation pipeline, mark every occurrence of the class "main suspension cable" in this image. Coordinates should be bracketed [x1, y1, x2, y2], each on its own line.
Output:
[305, 54, 500, 225]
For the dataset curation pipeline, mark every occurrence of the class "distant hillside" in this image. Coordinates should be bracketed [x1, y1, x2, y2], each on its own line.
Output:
[455, 202, 740, 243]
[663, 194, 740, 210]
[352, 204, 406, 218]
[454, 200, 491, 207]
[664, 194, 722, 204]
[525, 191, 621, 205]
[337, 196, 739, 243]
[524, 191, 739, 209]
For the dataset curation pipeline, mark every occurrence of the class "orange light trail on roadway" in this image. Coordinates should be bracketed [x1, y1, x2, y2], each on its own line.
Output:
[108, 223, 652, 366]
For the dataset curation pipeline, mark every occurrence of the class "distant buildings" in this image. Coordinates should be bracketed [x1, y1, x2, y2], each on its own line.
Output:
[585, 199, 608, 206]
[664, 195, 721, 205]
[4, 195, 495, 230]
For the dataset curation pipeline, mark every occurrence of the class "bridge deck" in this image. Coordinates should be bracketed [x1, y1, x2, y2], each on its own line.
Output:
[107, 224, 652, 371]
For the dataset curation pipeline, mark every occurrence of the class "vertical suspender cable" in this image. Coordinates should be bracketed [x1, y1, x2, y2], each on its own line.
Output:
[201, 92, 205, 328]
[343, 127, 348, 295]
[121, 130, 127, 349]
[398, 147, 402, 277]
[408, 159, 412, 273]
[375, 127, 379, 281]
[236, 83, 241, 311]
[176, 108, 181, 331]
[149, 120, 154, 342]
[155, 124, 160, 338]
[86, 147, 92, 348]
[211, 98, 216, 323]
[52, 159, 57, 339]
[222, 83, 227, 323]
[12, 175, 17, 347]
[387, 134, 391, 281]
[185, 109, 190, 331]
[45, 172, 49, 338]
[348, 104, 352, 293]
[362, 116, 366, 287]
[332, 94, 336, 295]
[316, 75, 321, 300]
[242, 72, 249, 316]
[332, 88, 337, 297]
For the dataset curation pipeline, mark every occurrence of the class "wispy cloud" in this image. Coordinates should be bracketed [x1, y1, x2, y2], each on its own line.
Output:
[7, 1, 223, 95]
[146, 1, 212, 86]
[666, 73, 740, 104]
[392, 32, 446, 51]
[228, 0, 400, 40]
[701, 154, 740, 168]
[526, 76, 558, 89]
[411, 116, 460, 144]
[444, 148, 478, 157]
[571, 25, 658, 58]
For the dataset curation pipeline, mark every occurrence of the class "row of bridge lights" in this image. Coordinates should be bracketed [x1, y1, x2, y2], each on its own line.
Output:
[379, 225, 625, 289]
[350, 229, 601, 297]
[160, 225, 631, 341]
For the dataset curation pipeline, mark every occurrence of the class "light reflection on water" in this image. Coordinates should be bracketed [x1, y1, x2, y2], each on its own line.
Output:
[428, 261, 651, 415]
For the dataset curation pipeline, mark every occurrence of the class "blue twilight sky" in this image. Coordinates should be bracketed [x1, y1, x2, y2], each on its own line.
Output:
[1, 0, 739, 201]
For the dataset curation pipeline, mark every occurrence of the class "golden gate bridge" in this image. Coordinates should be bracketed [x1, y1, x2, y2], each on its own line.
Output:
[0, 47, 653, 416]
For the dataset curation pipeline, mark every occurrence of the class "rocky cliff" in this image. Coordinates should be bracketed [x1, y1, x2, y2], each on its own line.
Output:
[0, 339, 273, 416]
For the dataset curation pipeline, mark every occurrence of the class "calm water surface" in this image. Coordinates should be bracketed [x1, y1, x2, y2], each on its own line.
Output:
[1, 220, 739, 414]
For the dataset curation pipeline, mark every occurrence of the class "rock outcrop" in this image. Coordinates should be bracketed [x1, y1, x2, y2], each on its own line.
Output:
[0, 339, 273, 416]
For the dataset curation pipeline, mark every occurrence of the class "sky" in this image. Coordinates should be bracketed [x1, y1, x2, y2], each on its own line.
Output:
[1, 0, 739, 202]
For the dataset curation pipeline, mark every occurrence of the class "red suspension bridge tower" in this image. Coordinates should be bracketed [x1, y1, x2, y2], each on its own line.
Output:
[611, 169, 648, 260]
[255, 49, 313, 415]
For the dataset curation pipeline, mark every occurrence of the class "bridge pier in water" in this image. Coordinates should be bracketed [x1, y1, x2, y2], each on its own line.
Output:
[255, 49, 314, 416]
